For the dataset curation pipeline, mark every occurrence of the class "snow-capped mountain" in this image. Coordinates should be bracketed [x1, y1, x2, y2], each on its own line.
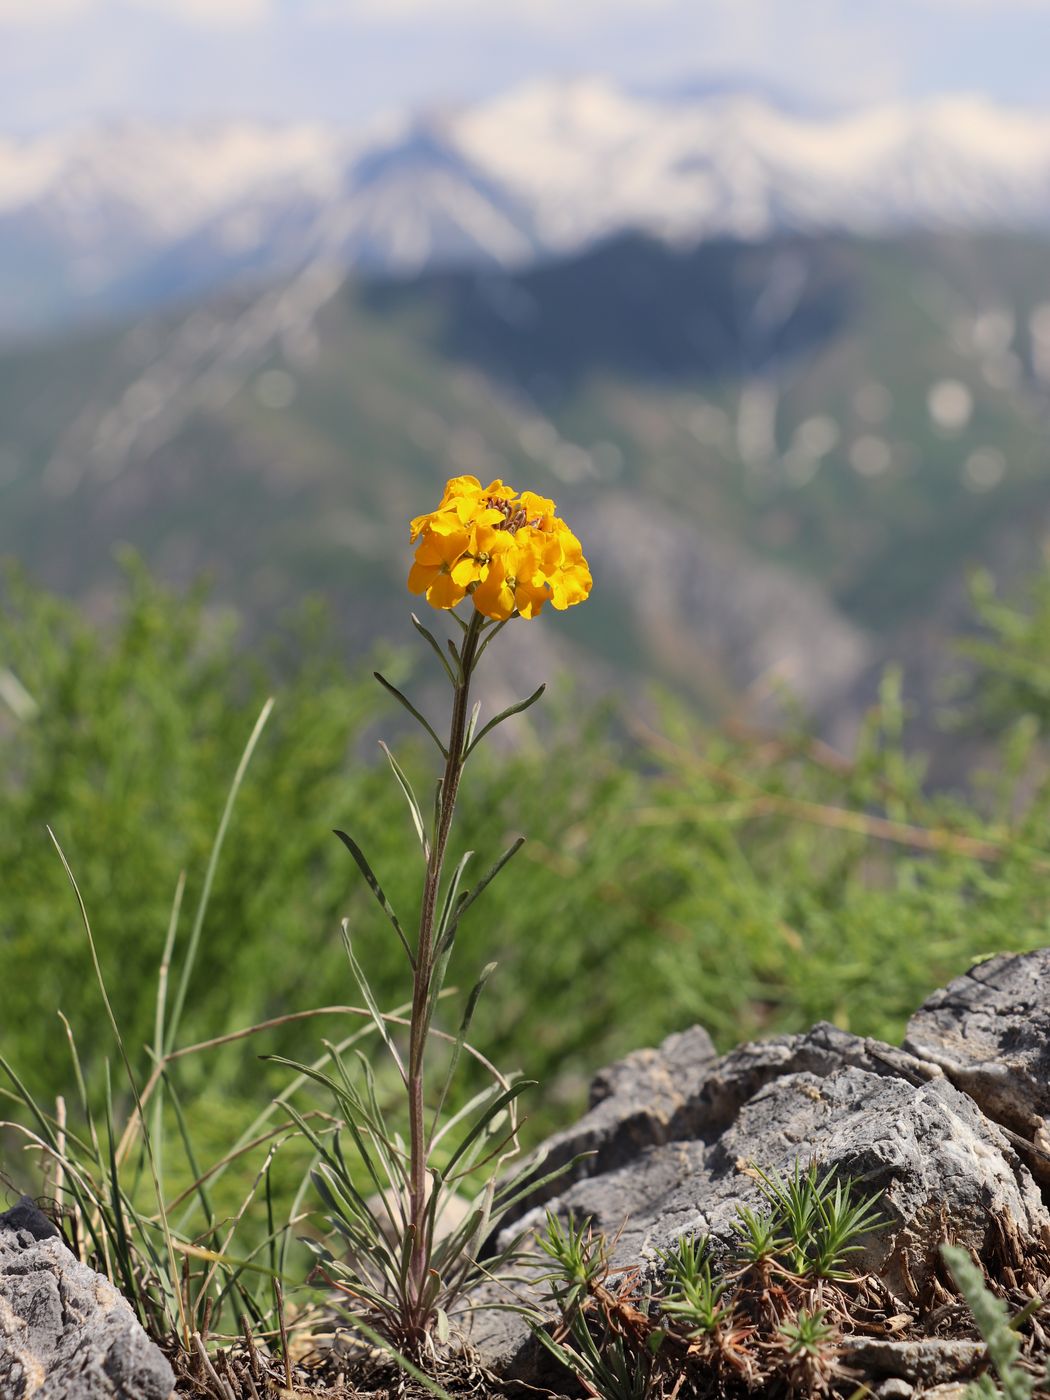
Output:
[5, 76, 1050, 338]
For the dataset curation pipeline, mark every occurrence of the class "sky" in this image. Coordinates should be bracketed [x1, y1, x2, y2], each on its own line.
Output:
[2, 0, 1050, 133]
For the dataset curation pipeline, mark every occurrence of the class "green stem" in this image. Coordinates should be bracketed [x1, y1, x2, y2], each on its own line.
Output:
[405, 608, 484, 1342]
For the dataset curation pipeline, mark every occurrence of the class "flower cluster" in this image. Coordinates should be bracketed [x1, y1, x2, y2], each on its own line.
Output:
[408, 475, 592, 620]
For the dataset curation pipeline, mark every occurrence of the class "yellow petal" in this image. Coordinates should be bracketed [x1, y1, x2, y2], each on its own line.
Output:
[550, 561, 592, 609]
[451, 554, 484, 586]
[519, 491, 555, 520]
[482, 478, 517, 501]
[471, 563, 516, 620]
[514, 576, 550, 619]
[443, 474, 483, 498]
[407, 560, 437, 594]
[426, 570, 468, 610]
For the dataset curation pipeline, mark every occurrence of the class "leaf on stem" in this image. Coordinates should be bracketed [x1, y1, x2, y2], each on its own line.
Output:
[429, 961, 497, 1143]
[340, 922, 407, 1083]
[411, 613, 457, 684]
[435, 851, 473, 953]
[423, 847, 474, 1036]
[432, 779, 443, 843]
[463, 685, 545, 760]
[377, 743, 430, 860]
[441, 1081, 533, 1180]
[472, 616, 509, 668]
[464, 701, 481, 752]
[494, 1159, 593, 1231]
[373, 672, 448, 758]
[334, 831, 416, 968]
[455, 836, 525, 925]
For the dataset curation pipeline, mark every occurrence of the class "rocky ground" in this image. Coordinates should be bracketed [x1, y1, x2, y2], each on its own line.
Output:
[4, 950, 1050, 1398]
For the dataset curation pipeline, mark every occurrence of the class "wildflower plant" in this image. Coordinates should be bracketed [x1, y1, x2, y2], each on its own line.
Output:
[284, 475, 592, 1360]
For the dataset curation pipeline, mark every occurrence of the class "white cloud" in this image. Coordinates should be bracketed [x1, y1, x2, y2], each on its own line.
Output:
[314, 0, 684, 18]
[924, 0, 1050, 6]
[0, 0, 84, 19]
[0, 0, 269, 25]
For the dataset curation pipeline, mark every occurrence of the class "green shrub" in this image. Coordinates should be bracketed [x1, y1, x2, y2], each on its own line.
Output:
[3, 558, 1050, 1156]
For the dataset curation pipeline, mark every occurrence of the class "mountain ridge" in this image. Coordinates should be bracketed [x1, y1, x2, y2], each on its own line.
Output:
[6, 77, 1050, 340]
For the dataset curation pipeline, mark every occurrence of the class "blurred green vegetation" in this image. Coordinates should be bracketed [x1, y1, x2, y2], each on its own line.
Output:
[2, 559, 1050, 1172]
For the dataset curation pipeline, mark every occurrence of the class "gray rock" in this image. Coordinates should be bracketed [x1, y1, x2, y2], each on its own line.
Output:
[510, 1022, 941, 1225]
[876, 1380, 914, 1399]
[511, 1024, 717, 1213]
[469, 1018, 1050, 1382]
[0, 1204, 175, 1400]
[905, 950, 1050, 1184]
[840, 1338, 985, 1384]
[0, 1197, 60, 1243]
[527, 1063, 1045, 1297]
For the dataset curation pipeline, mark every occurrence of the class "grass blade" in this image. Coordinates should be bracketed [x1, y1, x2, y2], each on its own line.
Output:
[166, 697, 274, 1055]
[47, 826, 188, 1343]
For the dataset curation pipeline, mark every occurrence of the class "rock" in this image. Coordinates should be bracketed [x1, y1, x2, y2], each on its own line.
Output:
[905, 949, 1050, 1185]
[840, 1338, 985, 1384]
[510, 1022, 941, 1225]
[876, 1380, 914, 1399]
[468, 1016, 1050, 1384]
[512, 1024, 717, 1212]
[0, 1197, 61, 1243]
[0, 1197, 175, 1400]
[521, 1060, 1044, 1296]
[499, 1024, 1043, 1287]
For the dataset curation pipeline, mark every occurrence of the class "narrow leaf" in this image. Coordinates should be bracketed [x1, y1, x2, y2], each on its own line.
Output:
[429, 962, 497, 1143]
[456, 836, 525, 924]
[442, 1082, 533, 1179]
[463, 685, 545, 760]
[377, 742, 430, 860]
[167, 697, 274, 1055]
[435, 850, 473, 952]
[411, 613, 457, 683]
[341, 922, 407, 1083]
[373, 672, 448, 757]
[493, 1150, 592, 1217]
[334, 831, 415, 967]
[465, 700, 481, 752]
[48, 827, 188, 1342]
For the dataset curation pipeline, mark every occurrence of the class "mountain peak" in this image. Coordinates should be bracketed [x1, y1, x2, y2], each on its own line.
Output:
[5, 76, 1050, 340]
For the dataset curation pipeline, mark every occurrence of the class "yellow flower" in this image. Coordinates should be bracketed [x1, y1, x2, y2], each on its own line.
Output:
[408, 476, 592, 618]
[407, 523, 472, 609]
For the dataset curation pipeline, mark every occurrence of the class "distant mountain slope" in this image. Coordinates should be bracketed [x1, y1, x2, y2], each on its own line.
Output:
[6, 79, 1050, 338]
[3, 229, 1050, 743]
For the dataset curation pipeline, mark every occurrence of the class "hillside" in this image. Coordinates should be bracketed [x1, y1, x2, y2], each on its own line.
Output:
[3, 229, 1050, 740]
